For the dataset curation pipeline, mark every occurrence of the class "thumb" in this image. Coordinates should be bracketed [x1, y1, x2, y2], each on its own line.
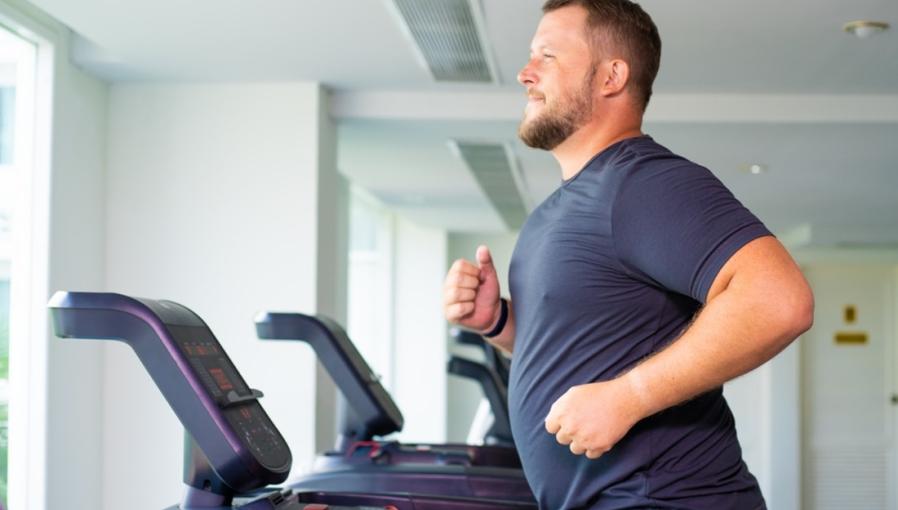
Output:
[477, 245, 496, 282]
[476, 245, 495, 275]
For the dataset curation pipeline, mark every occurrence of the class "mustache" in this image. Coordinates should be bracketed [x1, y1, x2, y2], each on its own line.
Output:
[526, 89, 546, 100]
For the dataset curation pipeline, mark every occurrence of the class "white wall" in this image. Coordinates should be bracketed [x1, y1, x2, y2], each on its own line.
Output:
[104, 82, 343, 509]
[445, 231, 518, 442]
[391, 215, 448, 443]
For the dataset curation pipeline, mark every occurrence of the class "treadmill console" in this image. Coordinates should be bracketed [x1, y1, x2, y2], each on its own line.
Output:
[48, 291, 291, 503]
[168, 323, 288, 469]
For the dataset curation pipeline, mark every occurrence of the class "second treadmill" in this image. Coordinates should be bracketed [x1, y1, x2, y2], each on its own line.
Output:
[255, 312, 533, 503]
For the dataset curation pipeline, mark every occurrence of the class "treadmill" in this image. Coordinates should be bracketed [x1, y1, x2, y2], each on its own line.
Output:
[447, 356, 512, 448]
[255, 312, 533, 503]
[48, 291, 534, 510]
[447, 328, 513, 448]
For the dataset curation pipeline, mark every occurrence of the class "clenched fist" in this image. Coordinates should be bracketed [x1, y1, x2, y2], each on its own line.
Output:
[443, 245, 501, 332]
[544, 377, 647, 459]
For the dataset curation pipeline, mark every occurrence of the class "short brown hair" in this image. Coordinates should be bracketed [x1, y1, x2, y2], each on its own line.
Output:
[543, 0, 661, 111]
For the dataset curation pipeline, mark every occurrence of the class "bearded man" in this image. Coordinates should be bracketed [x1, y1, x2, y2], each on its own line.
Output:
[442, 1, 814, 508]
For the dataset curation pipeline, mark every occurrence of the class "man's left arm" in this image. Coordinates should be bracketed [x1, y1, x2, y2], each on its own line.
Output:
[546, 235, 814, 459]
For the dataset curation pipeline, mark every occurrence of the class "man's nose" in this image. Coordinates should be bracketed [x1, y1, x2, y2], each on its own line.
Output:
[518, 59, 538, 87]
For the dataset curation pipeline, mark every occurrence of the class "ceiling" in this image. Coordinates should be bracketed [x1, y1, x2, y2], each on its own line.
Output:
[26, 0, 898, 242]
[26, 0, 898, 92]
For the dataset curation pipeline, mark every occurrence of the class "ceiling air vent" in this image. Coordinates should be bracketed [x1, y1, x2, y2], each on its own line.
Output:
[390, 0, 498, 83]
[451, 141, 531, 230]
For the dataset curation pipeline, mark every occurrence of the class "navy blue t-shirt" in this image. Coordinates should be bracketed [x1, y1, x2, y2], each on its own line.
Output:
[507, 135, 770, 509]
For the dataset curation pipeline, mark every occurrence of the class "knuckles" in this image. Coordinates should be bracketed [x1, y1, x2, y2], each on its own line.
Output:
[545, 384, 622, 460]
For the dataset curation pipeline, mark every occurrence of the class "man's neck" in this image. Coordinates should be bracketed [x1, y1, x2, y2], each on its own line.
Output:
[552, 121, 644, 181]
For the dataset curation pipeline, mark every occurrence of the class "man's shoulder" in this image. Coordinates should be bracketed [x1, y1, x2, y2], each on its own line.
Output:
[610, 137, 715, 190]
[616, 136, 698, 171]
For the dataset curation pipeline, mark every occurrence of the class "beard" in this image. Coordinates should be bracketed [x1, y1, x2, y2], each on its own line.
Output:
[518, 68, 595, 151]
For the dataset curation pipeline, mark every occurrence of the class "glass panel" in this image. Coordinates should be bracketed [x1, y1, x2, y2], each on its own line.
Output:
[0, 23, 35, 510]
[0, 159, 8, 509]
[0, 279, 7, 506]
[347, 192, 394, 391]
[0, 84, 14, 165]
[0, 34, 23, 510]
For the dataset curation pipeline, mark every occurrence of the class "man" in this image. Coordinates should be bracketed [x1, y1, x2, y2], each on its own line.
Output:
[442, 1, 814, 508]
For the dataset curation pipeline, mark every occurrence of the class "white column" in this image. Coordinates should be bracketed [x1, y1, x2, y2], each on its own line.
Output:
[42, 57, 109, 510]
[391, 216, 448, 443]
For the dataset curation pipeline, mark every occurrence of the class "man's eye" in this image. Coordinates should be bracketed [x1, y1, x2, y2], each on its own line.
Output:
[543, 54, 555, 60]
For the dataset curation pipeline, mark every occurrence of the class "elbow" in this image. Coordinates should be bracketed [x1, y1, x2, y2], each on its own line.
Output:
[783, 279, 815, 341]
[790, 295, 814, 339]
[760, 277, 814, 353]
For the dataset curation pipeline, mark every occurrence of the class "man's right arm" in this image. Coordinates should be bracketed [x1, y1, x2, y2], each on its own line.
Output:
[443, 245, 516, 354]
[483, 299, 515, 355]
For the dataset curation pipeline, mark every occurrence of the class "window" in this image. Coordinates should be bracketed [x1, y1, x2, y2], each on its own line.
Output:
[347, 189, 395, 392]
[0, 82, 13, 165]
[0, 276, 7, 508]
[0, 23, 38, 509]
[0, 64, 15, 510]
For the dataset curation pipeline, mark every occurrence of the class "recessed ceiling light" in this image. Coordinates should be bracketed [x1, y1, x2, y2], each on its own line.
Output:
[843, 20, 890, 39]
[739, 163, 768, 175]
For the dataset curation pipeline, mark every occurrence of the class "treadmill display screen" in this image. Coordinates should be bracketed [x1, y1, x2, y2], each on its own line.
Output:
[167, 324, 291, 470]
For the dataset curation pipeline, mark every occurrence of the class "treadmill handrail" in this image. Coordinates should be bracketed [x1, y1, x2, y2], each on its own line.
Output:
[450, 328, 510, 388]
[255, 312, 404, 443]
[446, 356, 513, 442]
[450, 328, 485, 348]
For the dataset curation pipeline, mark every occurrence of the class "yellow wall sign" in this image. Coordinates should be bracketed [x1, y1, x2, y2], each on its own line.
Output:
[835, 331, 868, 345]
[843, 305, 856, 324]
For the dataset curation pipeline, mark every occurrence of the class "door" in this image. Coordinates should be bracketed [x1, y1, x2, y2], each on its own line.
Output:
[802, 264, 896, 510]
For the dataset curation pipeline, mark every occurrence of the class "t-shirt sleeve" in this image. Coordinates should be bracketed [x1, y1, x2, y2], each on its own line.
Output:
[612, 161, 771, 303]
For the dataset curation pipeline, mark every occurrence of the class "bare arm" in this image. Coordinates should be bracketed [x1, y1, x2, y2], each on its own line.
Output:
[623, 235, 813, 415]
[546, 236, 814, 458]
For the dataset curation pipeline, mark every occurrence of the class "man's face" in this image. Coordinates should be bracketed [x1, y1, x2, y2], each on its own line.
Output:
[518, 5, 597, 151]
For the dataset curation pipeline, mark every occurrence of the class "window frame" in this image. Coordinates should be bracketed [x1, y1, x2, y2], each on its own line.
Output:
[0, 5, 55, 509]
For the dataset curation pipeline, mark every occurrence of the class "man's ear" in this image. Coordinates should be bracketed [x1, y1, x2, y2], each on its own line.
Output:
[599, 59, 630, 97]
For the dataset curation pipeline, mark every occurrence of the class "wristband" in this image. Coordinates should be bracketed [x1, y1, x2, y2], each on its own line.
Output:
[483, 298, 508, 338]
